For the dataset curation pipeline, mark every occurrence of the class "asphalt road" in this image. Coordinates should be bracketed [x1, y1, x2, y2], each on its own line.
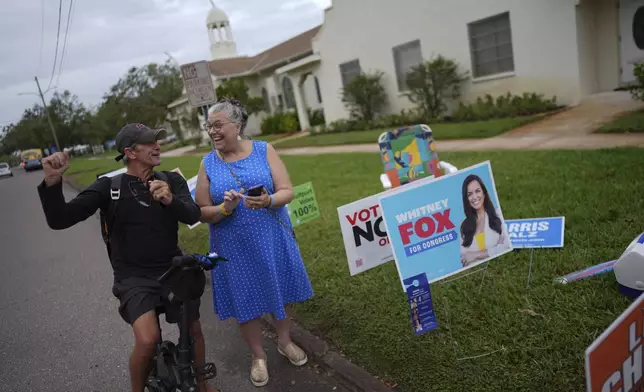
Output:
[0, 167, 348, 392]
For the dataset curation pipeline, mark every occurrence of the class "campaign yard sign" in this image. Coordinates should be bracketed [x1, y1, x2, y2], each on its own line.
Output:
[585, 293, 644, 392]
[185, 174, 200, 229]
[167, 169, 202, 230]
[338, 191, 395, 276]
[378, 161, 513, 288]
[505, 217, 565, 248]
[97, 167, 127, 179]
[405, 272, 438, 335]
[286, 182, 320, 227]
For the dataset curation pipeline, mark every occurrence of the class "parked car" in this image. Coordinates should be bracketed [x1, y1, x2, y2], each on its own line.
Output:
[0, 162, 12, 178]
[24, 159, 43, 172]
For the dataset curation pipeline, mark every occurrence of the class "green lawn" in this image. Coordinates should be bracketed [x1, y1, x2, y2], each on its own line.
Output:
[597, 109, 644, 133]
[253, 134, 294, 143]
[67, 149, 644, 392]
[192, 133, 298, 154]
[276, 116, 540, 149]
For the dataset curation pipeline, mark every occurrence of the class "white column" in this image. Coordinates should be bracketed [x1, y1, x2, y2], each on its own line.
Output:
[291, 74, 310, 131]
[226, 24, 234, 41]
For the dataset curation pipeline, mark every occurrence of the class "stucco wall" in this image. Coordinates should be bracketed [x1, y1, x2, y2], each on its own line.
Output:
[314, 0, 584, 124]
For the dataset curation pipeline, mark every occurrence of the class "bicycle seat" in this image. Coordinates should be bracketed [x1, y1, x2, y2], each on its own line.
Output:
[159, 262, 207, 303]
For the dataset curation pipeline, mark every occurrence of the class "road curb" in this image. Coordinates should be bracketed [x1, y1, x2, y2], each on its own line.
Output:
[259, 315, 394, 392]
[63, 175, 84, 193]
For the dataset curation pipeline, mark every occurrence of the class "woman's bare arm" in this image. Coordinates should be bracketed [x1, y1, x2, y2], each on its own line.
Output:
[195, 160, 227, 224]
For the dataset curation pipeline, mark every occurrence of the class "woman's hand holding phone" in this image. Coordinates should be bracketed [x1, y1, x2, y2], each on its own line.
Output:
[244, 186, 270, 210]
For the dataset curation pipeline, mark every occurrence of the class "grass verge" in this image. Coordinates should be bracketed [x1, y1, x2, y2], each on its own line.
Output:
[68, 148, 643, 392]
[192, 133, 299, 154]
[597, 109, 644, 133]
[275, 116, 540, 149]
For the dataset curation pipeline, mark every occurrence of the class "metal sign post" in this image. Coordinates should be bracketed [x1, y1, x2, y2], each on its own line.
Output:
[180, 60, 217, 124]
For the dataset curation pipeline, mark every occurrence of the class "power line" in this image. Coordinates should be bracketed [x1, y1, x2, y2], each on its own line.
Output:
[56, 0, 75, 86]
[37, 0, 45, 74]
[46, 0, 63, 91]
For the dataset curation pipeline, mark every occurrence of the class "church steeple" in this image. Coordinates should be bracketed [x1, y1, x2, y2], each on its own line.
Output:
[206, 2, 238, 60]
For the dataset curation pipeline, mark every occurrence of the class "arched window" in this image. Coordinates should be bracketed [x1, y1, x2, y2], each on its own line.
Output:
[282, 77, 296, 109]
[261, 88, 270, 112]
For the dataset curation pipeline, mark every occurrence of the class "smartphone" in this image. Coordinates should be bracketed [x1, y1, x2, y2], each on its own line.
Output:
[247, 184, 266, 197]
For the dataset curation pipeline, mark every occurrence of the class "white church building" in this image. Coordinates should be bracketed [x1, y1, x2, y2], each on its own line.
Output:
[168, 0, 644, 138]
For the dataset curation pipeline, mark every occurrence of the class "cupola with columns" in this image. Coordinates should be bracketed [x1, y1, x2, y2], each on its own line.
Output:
[206, 0, 238, 60]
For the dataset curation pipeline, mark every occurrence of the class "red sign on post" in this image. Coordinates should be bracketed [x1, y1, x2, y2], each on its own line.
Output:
[585, 294, 644, 391]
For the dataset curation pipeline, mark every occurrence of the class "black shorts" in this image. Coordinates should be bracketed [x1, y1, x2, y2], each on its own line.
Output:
[112, 276, 201, 325]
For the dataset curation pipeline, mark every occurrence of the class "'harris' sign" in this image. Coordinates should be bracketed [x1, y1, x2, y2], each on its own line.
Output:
[504, 217, 565, 249]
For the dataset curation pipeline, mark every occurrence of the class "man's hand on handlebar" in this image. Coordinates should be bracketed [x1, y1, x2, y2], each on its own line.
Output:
[171, 252, 227, 271]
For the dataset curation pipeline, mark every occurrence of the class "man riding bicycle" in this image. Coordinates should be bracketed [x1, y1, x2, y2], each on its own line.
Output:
[37, 123, 218, 392]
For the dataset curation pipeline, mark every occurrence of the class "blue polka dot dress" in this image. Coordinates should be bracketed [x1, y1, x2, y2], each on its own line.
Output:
[203, 140, 314, 323]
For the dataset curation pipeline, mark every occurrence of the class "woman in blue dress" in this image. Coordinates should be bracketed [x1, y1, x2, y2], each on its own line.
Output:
[194, 98, 314, 387]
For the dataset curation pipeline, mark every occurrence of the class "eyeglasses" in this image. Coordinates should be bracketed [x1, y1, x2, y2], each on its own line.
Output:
[203, 121, 234, 134]
[128, 181, 151, 207]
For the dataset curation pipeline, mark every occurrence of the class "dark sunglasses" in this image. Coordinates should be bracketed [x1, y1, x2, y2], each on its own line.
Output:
[128, 181, 152, 207]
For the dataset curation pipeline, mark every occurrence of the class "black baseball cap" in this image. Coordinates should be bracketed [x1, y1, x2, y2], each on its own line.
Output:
[114, 123, 167, 161]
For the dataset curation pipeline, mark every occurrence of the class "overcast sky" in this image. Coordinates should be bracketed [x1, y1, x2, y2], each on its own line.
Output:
[0, 0, 330, 127]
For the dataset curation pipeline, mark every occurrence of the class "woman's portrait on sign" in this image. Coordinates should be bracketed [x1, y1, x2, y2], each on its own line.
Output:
[459, 174, 511, 267]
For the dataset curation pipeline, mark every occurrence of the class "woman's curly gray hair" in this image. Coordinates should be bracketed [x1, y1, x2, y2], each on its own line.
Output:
[207, 97, 249, 134]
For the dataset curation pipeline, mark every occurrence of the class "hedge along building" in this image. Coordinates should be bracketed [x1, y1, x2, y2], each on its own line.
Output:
[169, 0, 638, 137]
[166, 1, 324, 139]
[314, 0, 639, 125]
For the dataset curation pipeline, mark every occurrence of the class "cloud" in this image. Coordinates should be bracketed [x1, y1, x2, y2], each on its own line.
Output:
[0, 0, 329, 127]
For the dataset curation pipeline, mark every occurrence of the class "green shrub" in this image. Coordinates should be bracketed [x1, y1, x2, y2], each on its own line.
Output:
[451, 92, 559, 122]
[260, 112, 301, 135]
[190, 135, 202, 148]
[370, 109, 424, 129]
[403, 55, 469, 120]
[308, 108, 326, 127]
[321, 109, 422, 133]
[341, 71, 388, 122]
[316, 90, 559, 134]
[629, 62, 644, 101]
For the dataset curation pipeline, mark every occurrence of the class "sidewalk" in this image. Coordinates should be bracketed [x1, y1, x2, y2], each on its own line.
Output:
[163, 145, 199, 157]
[274, 132, 644, 156]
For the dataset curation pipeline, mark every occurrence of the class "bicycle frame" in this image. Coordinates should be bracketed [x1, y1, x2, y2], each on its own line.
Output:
[147, 253, 224, 392]
[177, 299, 195, 387]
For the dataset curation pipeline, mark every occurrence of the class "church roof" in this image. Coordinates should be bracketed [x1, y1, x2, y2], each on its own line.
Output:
[208, 25, 321, 78]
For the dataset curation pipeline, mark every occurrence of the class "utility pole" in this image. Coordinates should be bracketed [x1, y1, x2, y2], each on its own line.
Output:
[35, 76, 61, 152]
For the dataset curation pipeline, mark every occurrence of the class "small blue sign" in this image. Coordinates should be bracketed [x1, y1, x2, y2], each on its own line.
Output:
[404, 273, 438, 335]
[504, 217, 565, 248]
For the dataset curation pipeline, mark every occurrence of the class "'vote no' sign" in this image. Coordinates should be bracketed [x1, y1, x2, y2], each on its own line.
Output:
[337, 190, 395, 276]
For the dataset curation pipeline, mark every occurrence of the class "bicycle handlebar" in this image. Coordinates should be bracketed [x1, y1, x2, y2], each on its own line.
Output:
[171, 252, 227, 271]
